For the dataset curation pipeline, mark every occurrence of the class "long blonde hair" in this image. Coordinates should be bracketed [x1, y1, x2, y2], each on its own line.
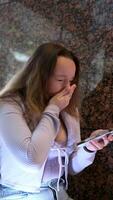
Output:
[0, 42, 80, 118]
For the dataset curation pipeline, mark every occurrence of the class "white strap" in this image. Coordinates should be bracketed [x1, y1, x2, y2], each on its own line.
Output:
[51, 147, 69, 191]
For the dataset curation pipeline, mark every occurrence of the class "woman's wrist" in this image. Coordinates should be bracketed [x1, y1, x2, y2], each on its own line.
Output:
[83, 146, 95, 153]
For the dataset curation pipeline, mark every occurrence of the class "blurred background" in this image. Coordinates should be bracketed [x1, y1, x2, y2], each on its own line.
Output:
[0, 0, 113, 199]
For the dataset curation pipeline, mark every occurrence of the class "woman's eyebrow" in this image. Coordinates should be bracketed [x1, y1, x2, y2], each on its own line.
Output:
[55, 74, 75, 79]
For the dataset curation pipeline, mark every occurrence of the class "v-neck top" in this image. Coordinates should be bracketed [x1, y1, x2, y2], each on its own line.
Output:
[0, 97, 96, 192]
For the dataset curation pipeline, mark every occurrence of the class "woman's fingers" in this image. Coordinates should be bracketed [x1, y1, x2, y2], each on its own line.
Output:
[86, 140, 103, 151]
[60, 84, 76, 97]
[102, 136, 109, 146]
[70, 84, 76, 93]
[86, 136, 109, 151]
[85, 129, 113, 152]
[59, 85, 71, 95]
[108, 134, 113, 141]
[49, 84, 76, 111]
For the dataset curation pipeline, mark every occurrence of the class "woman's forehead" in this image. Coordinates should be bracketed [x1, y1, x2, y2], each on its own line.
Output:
[54, 56, 76, 77]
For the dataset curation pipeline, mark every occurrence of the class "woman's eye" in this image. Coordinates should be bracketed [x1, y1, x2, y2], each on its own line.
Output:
[57, 80, 64, 82]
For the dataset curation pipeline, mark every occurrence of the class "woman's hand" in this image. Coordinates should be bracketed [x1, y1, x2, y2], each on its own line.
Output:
[85, 129, 113, 152]
[49, 84, 76, 111]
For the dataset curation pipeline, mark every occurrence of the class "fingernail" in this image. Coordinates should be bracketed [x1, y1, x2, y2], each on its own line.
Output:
[73, 84, 76, 88]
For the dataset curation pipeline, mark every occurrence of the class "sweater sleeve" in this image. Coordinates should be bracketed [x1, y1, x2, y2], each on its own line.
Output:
[68, 146, 96, 174]
[67, 113, 96, 174]
[0, 102, 60, 169]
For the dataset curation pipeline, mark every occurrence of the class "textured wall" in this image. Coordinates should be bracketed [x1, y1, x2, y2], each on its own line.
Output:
[0, 0, 113, 199]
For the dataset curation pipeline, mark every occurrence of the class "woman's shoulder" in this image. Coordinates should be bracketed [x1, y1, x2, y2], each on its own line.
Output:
[0, 94, 24, 114]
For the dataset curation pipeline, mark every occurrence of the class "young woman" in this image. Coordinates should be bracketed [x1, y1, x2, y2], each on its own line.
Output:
[0, 42, 112, 200]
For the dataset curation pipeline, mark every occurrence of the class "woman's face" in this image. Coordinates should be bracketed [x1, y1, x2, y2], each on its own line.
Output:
[47, 56, 76, 96]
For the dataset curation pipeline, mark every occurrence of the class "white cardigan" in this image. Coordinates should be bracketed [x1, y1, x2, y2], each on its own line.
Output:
[0, 101, 96, 192]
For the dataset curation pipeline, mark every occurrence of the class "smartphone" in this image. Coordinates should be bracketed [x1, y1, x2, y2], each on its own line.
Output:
[77, 129, 113, 147]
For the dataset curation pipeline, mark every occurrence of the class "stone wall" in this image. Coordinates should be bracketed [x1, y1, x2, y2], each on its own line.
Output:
[0, 0, 113, 199]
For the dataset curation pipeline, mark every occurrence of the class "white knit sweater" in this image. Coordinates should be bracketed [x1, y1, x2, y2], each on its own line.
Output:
[0, 101, 96, 192]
